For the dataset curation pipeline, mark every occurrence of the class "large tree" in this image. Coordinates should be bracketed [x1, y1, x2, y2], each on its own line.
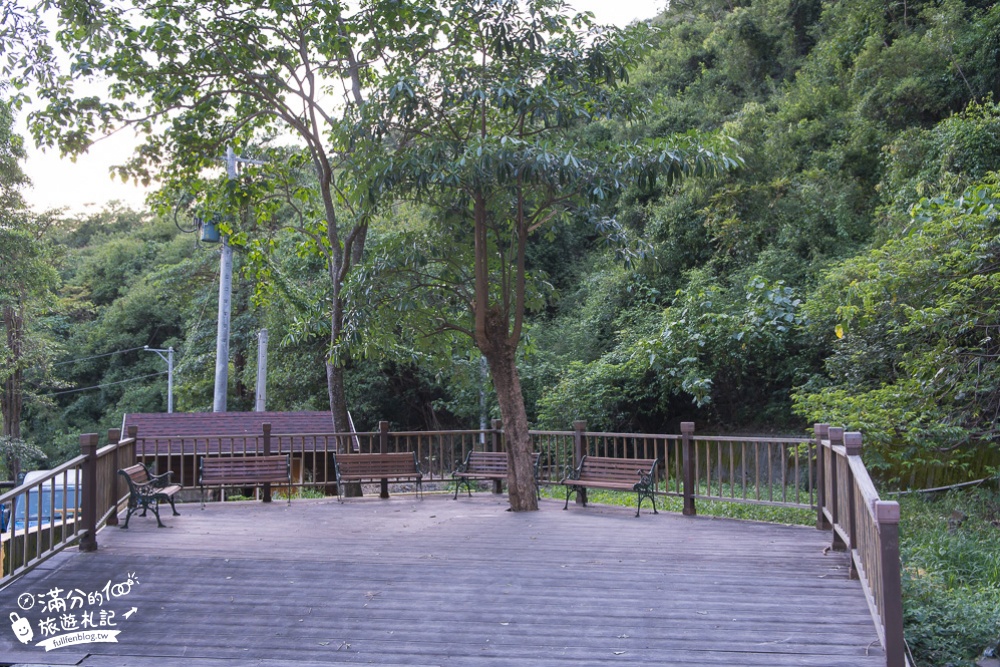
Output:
[352, 0, 738, 510]
[0, 99, 58, 481]
[24, 0, 435, 435]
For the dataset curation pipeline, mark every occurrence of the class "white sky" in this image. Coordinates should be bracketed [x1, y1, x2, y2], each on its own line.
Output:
[18, 0, 665, 215]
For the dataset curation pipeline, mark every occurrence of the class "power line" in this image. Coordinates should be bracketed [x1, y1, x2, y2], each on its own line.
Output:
[40, 371, 169, 397]
[52, 346, 147, 367]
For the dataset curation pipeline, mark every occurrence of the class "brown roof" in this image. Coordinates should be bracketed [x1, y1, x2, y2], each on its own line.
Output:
[122, 411, 341, 456]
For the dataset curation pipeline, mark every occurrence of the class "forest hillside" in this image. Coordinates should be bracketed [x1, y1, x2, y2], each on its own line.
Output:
[4, 0, 1000, 486]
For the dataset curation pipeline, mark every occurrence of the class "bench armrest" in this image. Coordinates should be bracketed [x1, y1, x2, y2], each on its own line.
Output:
[635, 459, 659, 489]
[559, 462, 582, 483]
[147, 469, 175, 488]
[452, 451, 472, 476]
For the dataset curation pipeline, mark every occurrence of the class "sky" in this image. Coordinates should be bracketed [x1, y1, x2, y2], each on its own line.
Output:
[18, 0, 665, 215]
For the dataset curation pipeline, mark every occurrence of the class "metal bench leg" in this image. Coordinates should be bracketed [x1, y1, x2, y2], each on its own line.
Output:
[635, 489, 658, 517]
[121, 505, 135, 529]
[166, 496, 181, 516]
[150, 501, 166, 528]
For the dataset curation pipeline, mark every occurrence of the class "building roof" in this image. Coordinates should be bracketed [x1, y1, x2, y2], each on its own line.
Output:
[122, 411, 341, 455]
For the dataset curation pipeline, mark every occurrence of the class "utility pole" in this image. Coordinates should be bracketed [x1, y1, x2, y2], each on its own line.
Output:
[255, 329, 268, 412]
[144, 346, 174, 413]
[212, 146, 238, 413]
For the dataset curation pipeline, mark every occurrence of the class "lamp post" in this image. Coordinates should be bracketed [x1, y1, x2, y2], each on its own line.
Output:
[143, 346, 174, 413]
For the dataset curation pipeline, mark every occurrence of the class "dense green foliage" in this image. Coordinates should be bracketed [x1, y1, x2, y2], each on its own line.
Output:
[899, 488, 1000, 667]
[7, 0, 1000, 476]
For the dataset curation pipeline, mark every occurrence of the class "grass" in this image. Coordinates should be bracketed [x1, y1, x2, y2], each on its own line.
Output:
[897, 486, 1000, 667]
[539, 484, 815, 526]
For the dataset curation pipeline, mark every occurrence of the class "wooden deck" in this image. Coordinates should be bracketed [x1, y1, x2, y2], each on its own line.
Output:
[0, 495, 885, 666]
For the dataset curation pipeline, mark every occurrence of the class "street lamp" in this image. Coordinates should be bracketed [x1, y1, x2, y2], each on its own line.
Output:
[143, 346, 174, 413]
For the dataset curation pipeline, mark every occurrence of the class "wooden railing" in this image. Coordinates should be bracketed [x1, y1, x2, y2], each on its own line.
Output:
[4, 420, 905, 666]
[0, 430, 134, 582]
[816, 424, 907, 667]
[131, 420, 816, 513]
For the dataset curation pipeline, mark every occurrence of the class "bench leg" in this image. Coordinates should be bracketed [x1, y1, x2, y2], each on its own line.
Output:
[166, 496, 180, 516]
[121, 505, 135, 529]
[452, 477, 472, 499]
[150, 501, 166, 528]
[635, 488, 658, 517]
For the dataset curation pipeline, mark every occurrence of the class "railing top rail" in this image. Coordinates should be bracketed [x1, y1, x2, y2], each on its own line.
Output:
[269, 431, 377, 438]
[692, 434, 814, 444]
[388, 430, 487, 437]
[578, 431, 681, 440]
[848, 453, 887, 522]
[97, 437, 134, 457]
[136, 433, 268, 440]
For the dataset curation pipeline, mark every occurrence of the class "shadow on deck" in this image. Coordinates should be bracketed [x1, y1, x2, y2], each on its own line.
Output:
[0, 495, 884, 666]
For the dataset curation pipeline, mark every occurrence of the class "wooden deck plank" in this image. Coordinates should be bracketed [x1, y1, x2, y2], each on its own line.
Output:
[0, 496, 885, 666]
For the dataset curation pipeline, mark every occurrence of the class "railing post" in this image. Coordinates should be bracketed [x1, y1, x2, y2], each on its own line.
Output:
[573, 421, 587, 506]
[681, 422, 696, 516]
[262, 423, 273, 503]
[844, 432, 862, 578]
[814, 423, 830, 530]
[876, 500, 906, 667]
[106, 429, 121, 526]
[127, 425, 138, 467]
[79, 434, 99, 553]
[379, 421, 390, 499]
[491, 419, 504, 493]
[828, 427, 846, 551]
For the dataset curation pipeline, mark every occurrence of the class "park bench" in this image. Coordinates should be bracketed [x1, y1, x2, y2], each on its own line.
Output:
[333, 452, 423, 501]
[199, 454, 292, 508]
[118, 463, 182, 528]
[452, 450, 541, 499]
[558, 455, 659, 517]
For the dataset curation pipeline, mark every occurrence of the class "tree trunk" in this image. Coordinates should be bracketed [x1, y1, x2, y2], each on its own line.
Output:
[478, 308, 537, 511]
[2, 302, 24, 482]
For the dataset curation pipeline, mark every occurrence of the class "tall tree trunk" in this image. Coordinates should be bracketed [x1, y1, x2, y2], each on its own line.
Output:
[478, 307, 537, 511]
[2, 302, 24, 482]
[327, 292, 350, 445]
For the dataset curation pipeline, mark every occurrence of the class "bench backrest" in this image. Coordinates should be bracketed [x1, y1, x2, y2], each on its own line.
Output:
[199, 455, 290, 486]
[336, 452, 420, 478]
[577, 456, 658, 484]
[464, 451, 540, 474]
[119, 463, 151, 487]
